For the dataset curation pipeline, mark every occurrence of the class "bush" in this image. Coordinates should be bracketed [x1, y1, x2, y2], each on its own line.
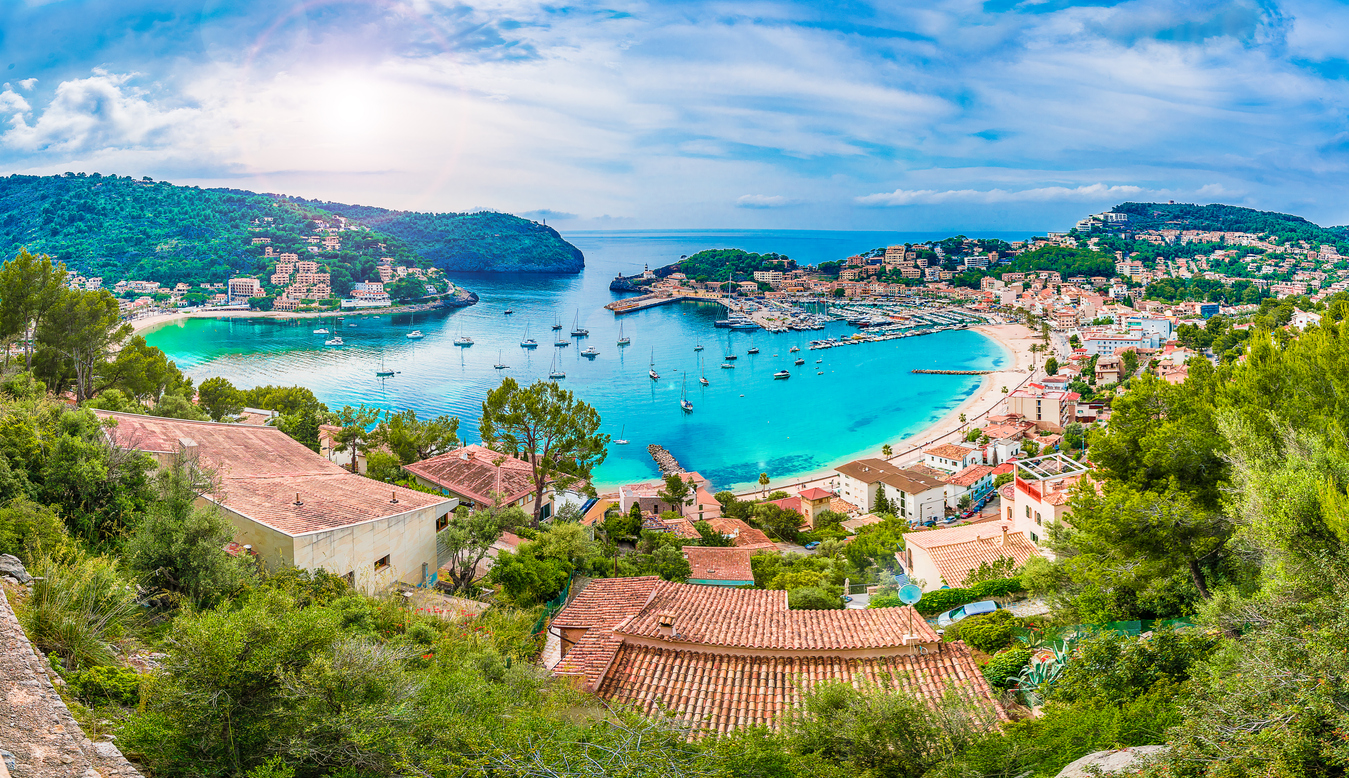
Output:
[788, 586, 841, 610]
[0, 497, 69, 563]
[19, 554, 139, 671]
[69, 664, 141, 707]
[953, 611, 1020, 653]
[868, 592, 901, 609]
[982, 648, 1031, 690]
[915, 578, 1025, 615]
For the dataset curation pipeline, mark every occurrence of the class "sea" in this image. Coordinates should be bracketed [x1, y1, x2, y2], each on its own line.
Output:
[145, 229, 1034, 491]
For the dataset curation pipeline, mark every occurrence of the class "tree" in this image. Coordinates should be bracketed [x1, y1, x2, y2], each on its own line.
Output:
[882, 444, 892, 457]
[369, 409, 459, 464]
[333, 405, 378, 473]
[35, 289, 131, 402]
[1120, 349, 1140, 378]
[0, 249, 68, 369]
[149, 394, 210, 421]
[759, 472, 770, 499]
[754, 503, 804, 542]
[95, 336, 191, 404]
[197, 377, 244, 421]
[439, 504, 528, 595]
[656, 473, 692, 516]
[1045, 356, 1059, 375]
[874, 484, 892, 514]
[478, 378, 608, 527]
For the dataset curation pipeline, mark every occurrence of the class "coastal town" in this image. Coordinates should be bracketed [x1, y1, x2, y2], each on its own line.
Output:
[0, 198, 1344, 778]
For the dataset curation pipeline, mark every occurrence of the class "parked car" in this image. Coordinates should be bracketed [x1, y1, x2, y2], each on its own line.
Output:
[803, 541, 821, 550]
[936, 600, 999, 628]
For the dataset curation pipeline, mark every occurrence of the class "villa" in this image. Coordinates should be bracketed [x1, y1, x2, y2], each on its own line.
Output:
[1006, 453, 1089, 548]
[94, 410, 457, 591]
[404, 444, 566, 519]
[546, 576, 1006, 736]
[683, 546, 757, 587]
[835, 458, 947, 524]
[900, 521, 1040, 591]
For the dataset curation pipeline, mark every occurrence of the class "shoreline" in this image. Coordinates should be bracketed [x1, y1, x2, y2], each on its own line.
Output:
[713, 322, 1041, 499]
[129, 296, 473, 336]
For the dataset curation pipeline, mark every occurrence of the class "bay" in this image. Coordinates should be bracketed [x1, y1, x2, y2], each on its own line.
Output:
[145, 229, 1032, 491]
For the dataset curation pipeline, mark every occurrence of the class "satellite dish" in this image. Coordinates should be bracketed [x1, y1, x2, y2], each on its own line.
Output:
[898, 584, 923, 605]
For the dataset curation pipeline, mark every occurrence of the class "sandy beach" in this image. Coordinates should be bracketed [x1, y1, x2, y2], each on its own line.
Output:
[128, 298, 467, 336]
[731, 322, 1041, 500]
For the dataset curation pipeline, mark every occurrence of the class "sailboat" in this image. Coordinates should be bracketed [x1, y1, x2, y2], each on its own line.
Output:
[375, 351, 395, 377]
[648, 348, 659, 380]
[694, 335, 703, 352]
[615, 425, 629, 445]
[494, 350, 508, 370]
[453, 322, 472, 346]
[571, 310, 589, 337]
[747, 333, 759, 355]
[680, 374, 693, 412]
[698, 352, 709, 386]
[795, 357, 805, 365]
[548, 350, 565, 380]
[618, 320, 631, 346]
[521, 323, 538, 349]
[552, 315, 563, 331]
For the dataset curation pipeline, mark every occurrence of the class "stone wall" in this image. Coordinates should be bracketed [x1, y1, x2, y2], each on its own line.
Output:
[0, 587, 144, 778]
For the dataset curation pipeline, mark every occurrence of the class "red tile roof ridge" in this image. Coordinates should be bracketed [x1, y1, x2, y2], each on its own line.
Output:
[903, 521, 1016, 549]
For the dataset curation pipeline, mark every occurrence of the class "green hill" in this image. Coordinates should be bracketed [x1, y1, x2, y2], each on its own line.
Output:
[0, 173, 584, 284]
[1110, 202, 1346, 245]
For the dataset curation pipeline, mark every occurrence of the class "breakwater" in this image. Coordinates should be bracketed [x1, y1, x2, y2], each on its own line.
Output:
[648, 444, 685, 475]
[911, 369, 993, 375]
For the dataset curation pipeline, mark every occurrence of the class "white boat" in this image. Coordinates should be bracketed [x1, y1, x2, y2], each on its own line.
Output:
[774, 370, 791, 379]
[494, 350, 508, 370]
[648, 347, 659, 380]
[571, 310, 589, 337]
[789, 346, 800, 353]
[325, 337, 344, 346]
[406, 330, 424, 340]
[618, 320, 631, 346]
[615, 425, 629, 445]
[700, 376, 709, 386]
[521, 323, 538, 348]
[795, 357, 805, 365]
[720, 362, 734, 369]
[680, 375, 693, 412]
[455, 336, 473, 346]
[548, 351, 565, 380]
[582, 346, 599, 357]
[313, 328, 329, 334]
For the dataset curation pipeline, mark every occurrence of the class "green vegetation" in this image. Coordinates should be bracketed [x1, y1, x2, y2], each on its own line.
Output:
[0, 173, 582, 285]
[671, 248, 794, 281]
[1113, 201, 1349, 247]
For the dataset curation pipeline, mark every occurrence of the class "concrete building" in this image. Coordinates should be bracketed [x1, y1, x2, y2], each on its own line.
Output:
[228, 277, 263, 302]
[835, 459, 947, 524]
[96, 411, 456, 591]
[900, 521, 1040, 591]
[1004, 383, 1080, 431]
[403, 444, 566, 520]
[1006, 453, 1089, 548]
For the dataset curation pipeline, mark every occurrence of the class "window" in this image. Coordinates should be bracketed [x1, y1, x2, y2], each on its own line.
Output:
[1035, 512, 1042, 525]
[1030, 532, 1039, 543]
[436, 513, 449, 532]
[374, 554, 390, 572]
[1025, 506, 1031, 518]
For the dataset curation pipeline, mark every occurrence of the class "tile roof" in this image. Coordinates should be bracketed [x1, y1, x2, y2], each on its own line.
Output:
[947, 464, 993, 487]
[829, 497, 860, 515]
[798, 487, 833, 501]
[97, 411, 447, 537]
[765, 496, 802, 514]
[403, 444, 542, 506]
[705, 517, 775, 549]
[838, 458, 947, 495]
[840, 513, 884, 533]
[598, 642, 1005, 736]
[925, 444, 975, 460]
[683, 547, 757, 583]
[905, 522, 1040, 588]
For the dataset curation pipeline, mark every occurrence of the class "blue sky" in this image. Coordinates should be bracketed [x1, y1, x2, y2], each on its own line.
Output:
[1, 0, 1347, 231]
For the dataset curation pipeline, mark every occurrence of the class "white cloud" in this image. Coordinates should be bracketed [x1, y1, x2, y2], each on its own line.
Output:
[0, 89, 31, 115]
[856, 183, 1147, 206]
[3, 70, 198, 153]
[736, 194, 799, 208]
[16, 79, 37, 92]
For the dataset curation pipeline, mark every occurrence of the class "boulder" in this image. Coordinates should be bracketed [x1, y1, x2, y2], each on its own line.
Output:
[0, 553, 30, 584]
[1056, 745, 1166, 777]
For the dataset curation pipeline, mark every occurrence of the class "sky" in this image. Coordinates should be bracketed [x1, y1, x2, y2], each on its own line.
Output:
[1, 0, 1348, 232]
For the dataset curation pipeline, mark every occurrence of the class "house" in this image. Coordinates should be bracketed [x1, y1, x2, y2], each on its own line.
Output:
[617, 472, 722, 523]
[403, 444, 564, 520]
[923, 443, 984, 474]
[95, 411, 456, 591]
[761, 487, 833, 529]
[1006, 453, 1089, 549]
[835, 459, 948, 523]
[704, 516, 776, 549]
[900, 521, 1041, 591]
[547, 577, 1006, 736]
[1004, 384, 1079, 431]
[944, 464, 995, 510]
[1095, 356, 1122, 384]
[683, 546, 757, 587]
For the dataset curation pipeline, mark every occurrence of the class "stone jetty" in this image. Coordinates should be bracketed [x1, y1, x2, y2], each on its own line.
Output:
[911, 369, 993, 375]
[647, 444, 684, 475]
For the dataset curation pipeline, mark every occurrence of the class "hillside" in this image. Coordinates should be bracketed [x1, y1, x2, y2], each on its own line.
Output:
[1110, 201, 1346, 245]
[0, 173, 584, 283]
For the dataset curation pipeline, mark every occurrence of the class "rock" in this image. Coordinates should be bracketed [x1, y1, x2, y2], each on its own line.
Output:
[1, 750, 16, 773]
[91, 742, 122, 760]
[0, 554, 29, 584]
[1055, 745, 1167, 777]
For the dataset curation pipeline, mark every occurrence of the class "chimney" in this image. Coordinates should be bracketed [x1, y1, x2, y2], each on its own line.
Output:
[293, 492, 303, 506]
[390, 490, 399, 504]
[997, 521, 1010, 546]
[656, 612, 677, 639]
[178, 437, 199, 463]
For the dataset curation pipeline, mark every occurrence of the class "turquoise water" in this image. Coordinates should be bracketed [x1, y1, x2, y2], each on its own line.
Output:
[146, 230, 1026, 490]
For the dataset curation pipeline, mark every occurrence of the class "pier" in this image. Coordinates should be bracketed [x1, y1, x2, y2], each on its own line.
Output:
[605, 293, 715, 314]
[647, 444, 685, 476]
[911, 369, 993, 375]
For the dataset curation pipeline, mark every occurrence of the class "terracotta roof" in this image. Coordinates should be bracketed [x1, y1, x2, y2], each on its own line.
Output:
[905, 522, 1040, 587]
[705, 517, 775, 549]
[618, 581, 938, 650]
[403, 444, 543, 506]
[683, 547, 757, 583]
[840, 513, 884, 533]
[835, 458, 896, 484]
[765, 496, 802, 514]
[598, 642, 1004, 736]
[837, 458, 946, 495]
[925, 444, 976, 460]
[552, 576, 662, 631]
[96, 411, 447, 537]
[829, 497, 860, 515]
[947, 464, 993, 487]
[663, 517, 703, 539]
[798, 487, 833, 501]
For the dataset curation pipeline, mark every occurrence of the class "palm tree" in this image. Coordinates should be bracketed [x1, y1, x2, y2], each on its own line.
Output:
[758, 472, 770, 500]
[881, 444, 892, 458]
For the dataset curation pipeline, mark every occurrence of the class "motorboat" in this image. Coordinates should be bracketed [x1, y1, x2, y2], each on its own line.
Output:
[454, 336, 473, 346]
[582, 346, 599, 357]
[406, 330, 424, 339]
[720, 362, 734, 369]
[376, 370, 395, 377]
[325, 337, 344, 346]
[313, 328, 329, 334]
[795, 358, 805, 365]
[504, 309, 514, 315]
[774, 370, 791, 379]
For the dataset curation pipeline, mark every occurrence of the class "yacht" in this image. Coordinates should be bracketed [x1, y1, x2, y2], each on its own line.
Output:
[521, 323, 538, 348]
[454, 335, 473, 346]
[494, 350, 508, 370]
[504, 308, 514, 315]
[720, 362, 735, 369]
[313, 327, 329, 335]
[552, 315, 563, 331]
[555, 339, 570, 348]
[548, 351, 565, 380]
[324, 336, 344, 346]
[795, 357, 805, 365]
[648, 348, 659, 380]
[747, 346, 759, 355]
[571, 310, 589, 337]
[724, 354, 738, 361]
[618, 320, 631, 346]
[582, 346, 599, 357]
[773, 370, 791, 380]
[406, 330, 424, 340]
[680, 376, 693, 413]
[615, 425, 629, 445]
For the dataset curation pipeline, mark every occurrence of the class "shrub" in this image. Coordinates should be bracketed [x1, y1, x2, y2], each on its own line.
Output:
[916, 578, 1026, 615]
[789, 586, 841, 610]
[19, 554, 139, 671]
[982, 648, 1031, 690]
[69, 664, 141, 707]
[0, 497, 69, 564]
[868, 592, 901, 609]
[959, 616, 1019, 653]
